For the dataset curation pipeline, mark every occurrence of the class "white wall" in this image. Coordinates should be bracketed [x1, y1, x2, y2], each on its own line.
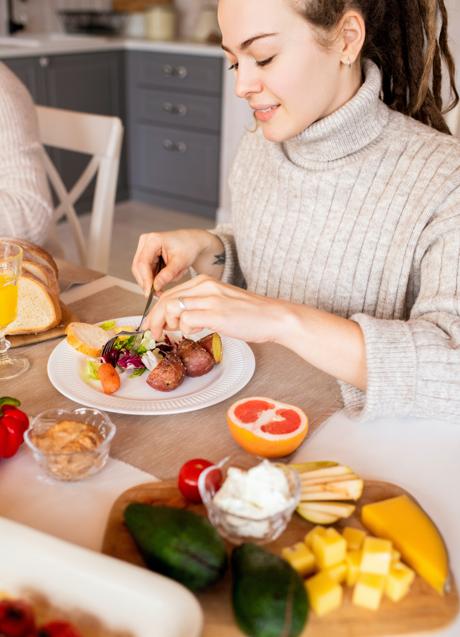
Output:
[446, 0, 460, 89]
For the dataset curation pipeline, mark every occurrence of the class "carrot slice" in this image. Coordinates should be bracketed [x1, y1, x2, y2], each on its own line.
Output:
[98, 362, 121, 394]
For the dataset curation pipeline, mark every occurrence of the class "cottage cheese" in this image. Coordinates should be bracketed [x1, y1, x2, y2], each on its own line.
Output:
[212, 460, 293, 538]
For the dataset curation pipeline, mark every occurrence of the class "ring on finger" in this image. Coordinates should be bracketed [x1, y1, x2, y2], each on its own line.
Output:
[177, 297, 187, 313]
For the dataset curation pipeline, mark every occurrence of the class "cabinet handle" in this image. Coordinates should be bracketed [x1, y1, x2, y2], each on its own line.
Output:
[161, 64, 188, 79]
[162, 102, 188, 116]
[39, 57, 49, 68]
[176, 65, 188, 79]
[162, 139, 187, 153]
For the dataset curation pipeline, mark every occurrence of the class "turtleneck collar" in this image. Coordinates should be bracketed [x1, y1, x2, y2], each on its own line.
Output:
[283, 59, 390, 169]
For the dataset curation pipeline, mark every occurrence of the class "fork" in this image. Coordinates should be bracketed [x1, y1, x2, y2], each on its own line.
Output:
[101, 255, 165, 357]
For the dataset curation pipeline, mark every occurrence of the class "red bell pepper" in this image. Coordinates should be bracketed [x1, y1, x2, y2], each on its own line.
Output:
[0, 397, 29, 459]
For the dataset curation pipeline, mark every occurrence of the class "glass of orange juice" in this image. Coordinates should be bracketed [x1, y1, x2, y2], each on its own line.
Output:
[0, 241, 30, 380]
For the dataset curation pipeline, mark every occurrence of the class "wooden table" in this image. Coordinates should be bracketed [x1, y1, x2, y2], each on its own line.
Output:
[6, 260, 342, 479]
[3, 260, 460, 637]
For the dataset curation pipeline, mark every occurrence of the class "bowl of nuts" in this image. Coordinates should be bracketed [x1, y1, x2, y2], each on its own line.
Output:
[24, 407, 116, 481]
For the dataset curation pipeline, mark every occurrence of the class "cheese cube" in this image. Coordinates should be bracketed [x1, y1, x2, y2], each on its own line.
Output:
[304, 525, 327, 548]
[323, 561, 347, 584]
[312, 528, 347, 569]
[352, 573, 386, 610]
[342, 526, 366, 551]
[360, 537, 393, 575]
[345, 550, 361, 586]
[305, 572, 343, 617]
[281, 542, 316, 576]
[392, 549, 401, 564]
[385, 562, 416, 602]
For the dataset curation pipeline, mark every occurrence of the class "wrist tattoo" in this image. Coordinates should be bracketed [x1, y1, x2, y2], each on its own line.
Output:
[213, 252, 225, 265]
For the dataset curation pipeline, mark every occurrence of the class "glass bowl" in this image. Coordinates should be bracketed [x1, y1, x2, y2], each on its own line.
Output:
[198, 452, 300, 545]
[24, 407, 116, 481]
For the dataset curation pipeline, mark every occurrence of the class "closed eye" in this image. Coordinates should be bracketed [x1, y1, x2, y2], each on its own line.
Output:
[256, 56, 275, 67]
[227, 56, 276, 72]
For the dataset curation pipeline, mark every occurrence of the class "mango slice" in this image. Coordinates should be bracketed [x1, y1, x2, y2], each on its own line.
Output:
[361, 495, 449, 595]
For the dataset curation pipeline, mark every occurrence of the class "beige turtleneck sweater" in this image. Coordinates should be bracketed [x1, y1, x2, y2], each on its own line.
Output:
[0, 62, 52, 246]
[215, 60, 460, 422]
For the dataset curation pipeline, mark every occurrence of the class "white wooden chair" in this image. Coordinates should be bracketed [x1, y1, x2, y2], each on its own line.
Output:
[36, 105, 123, 272]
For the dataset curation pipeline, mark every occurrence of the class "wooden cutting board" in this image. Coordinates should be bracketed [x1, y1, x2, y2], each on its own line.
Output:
[102, 479, 459, 637]
[10, 303, 78, 349]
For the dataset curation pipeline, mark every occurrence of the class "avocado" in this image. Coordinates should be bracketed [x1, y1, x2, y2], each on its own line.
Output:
[232, 543, 309, 637]
[124, 503, 227, 591]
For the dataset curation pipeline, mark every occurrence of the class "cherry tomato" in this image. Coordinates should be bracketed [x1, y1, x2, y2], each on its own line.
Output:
[0, 599, 36, 637]
[38, 620, 82, 637]
[178, 458, 222, 503]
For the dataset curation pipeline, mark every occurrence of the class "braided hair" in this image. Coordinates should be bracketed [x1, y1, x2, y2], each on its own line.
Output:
[295, 0, 459, 134]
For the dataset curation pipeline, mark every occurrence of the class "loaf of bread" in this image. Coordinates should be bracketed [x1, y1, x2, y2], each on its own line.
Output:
[2, 238, 62, 335]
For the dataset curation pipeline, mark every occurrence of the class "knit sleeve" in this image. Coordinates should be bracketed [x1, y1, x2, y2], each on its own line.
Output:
[209, 223, 245, 287]
[340, 185, 460, 421]
[208, 132, 251, 288]
[0, 64, 53, 246]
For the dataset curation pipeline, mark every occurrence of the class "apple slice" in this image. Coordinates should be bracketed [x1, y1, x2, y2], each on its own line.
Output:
[297, 501, 356, 525]
[301, 478, 364, 501]
[289, 460, 338, 473]
[298, 464, 355, 481]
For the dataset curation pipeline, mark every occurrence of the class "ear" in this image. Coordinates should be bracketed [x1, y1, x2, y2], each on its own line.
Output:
[337, 10, 366, 65]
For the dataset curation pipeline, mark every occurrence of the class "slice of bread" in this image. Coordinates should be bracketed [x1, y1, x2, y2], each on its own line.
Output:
[6, 273, 62, 335]
[66, 322, 111, 357]
[22, 259, 59, 296]
[0, 237, 59, 277]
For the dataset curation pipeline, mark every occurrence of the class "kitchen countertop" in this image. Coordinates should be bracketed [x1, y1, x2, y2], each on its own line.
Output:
[0, 33, 224, 58]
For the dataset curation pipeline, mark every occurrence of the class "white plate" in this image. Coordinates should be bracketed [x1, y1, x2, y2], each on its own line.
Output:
[47, 316, 255, 415]
[0, 516, 202, 637]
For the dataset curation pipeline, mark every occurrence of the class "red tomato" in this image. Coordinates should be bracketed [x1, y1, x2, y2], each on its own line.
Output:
[0, 599, 36, 637]
[178, 458, 222, 503]
[38, 620, 82, 637]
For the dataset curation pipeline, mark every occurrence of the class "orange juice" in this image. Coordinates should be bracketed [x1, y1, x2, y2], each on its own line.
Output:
[0, 272, 18, 329]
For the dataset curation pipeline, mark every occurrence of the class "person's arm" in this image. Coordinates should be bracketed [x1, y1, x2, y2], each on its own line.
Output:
[277, 303, 367, 390]
[0, 64, 52, 246]
[337, 198, 460, 421]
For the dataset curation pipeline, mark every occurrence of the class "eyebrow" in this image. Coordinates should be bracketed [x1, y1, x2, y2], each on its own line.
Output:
[221, 33, 279, 54]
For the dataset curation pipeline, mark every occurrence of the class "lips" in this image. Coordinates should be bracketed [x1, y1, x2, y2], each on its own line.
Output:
[252, 104, 280, 122]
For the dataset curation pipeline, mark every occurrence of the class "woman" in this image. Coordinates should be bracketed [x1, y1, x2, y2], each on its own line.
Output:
[132, 0, 460, 421]
[0, 62, 52, 246]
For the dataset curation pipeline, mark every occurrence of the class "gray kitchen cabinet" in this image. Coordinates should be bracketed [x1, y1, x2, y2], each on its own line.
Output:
[3, 47, 225, 219]
[3, 52, 127, 210]
[126, 50, 223, 217]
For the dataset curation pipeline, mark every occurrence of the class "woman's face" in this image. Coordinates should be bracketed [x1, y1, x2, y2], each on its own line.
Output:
[218, 0, 350, 142]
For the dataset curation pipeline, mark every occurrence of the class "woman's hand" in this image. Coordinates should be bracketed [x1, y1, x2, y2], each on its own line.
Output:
[143, 274, 368, 391]
[143, 274, 287, 343]
[131, 229, 225, 295]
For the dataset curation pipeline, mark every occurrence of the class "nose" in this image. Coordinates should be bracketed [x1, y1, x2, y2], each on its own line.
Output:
[234, 63, 263, 99]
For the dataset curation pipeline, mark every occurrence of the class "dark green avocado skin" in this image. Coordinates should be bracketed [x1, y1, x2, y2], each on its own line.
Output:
[124, 503, 227, 591]
[231, 543, 309, 637]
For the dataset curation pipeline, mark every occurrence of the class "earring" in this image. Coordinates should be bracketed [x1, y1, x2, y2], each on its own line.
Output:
[346, 56, 352, 68]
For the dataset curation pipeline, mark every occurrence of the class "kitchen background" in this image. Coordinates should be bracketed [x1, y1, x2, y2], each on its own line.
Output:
[2, 0, 459, 86]
[0, 0, 458, 280]
[1, 0, 218, 40]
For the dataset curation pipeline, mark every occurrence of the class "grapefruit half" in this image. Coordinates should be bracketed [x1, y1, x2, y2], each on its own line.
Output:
[226, 397, 309, 458]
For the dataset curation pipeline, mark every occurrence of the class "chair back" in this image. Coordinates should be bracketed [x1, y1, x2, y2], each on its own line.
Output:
[36, 105, 123, 272]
